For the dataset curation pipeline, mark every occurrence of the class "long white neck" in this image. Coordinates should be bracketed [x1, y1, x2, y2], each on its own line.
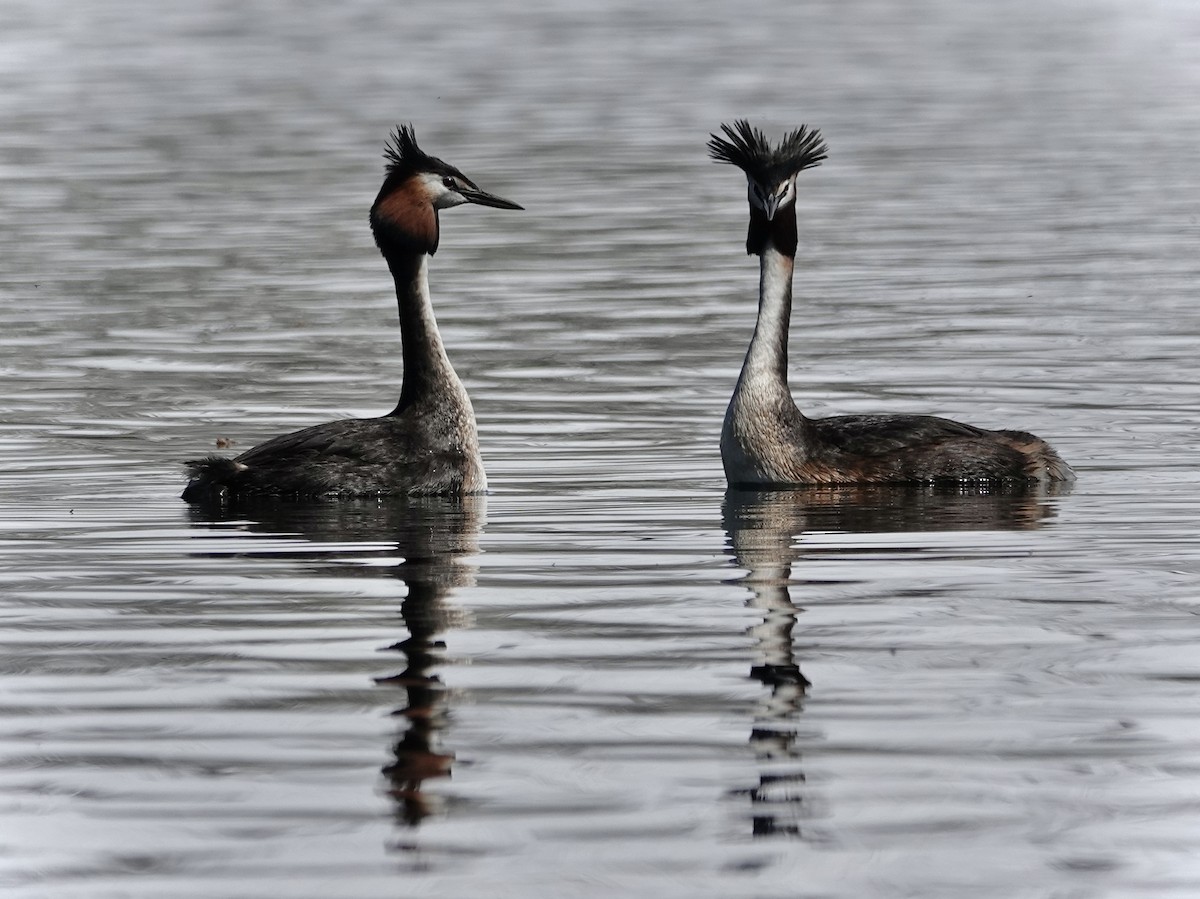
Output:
[387, 253, 466, 412]
[740, 246, 795, 392]
[721, 222, 809, 486]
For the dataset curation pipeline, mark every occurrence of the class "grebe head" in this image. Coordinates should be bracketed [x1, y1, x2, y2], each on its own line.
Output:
[371, 124, 522, 256]
[708, 119, 827, 221]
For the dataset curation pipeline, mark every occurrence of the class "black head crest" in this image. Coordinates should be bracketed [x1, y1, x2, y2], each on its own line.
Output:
[708, 119, 828, 184]
[382, 124, 470, 182]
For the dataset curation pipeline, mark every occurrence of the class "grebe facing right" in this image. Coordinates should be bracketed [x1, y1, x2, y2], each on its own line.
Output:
[709, 120, 1074, 488]
[182, 124, 522, 502]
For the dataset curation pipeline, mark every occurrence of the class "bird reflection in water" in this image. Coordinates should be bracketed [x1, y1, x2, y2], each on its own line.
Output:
[185, 495, 483, 830]
[722, 483, 1065, 838]
[374, 497, 482, 828]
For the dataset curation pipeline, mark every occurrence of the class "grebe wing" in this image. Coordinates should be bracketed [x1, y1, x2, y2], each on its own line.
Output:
[804, 413, 1067, 483]
[232, 418, 406, 466]
[810, 414, 991, 456]
[184, 417, 457, 497]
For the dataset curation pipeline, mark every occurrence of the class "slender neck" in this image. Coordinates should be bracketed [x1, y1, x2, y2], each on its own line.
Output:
[384, 251, 462, 412]
[741, 207, 797, 388]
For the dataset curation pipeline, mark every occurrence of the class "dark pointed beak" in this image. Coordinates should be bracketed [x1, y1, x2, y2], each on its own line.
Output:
[460, 186, 523, 210]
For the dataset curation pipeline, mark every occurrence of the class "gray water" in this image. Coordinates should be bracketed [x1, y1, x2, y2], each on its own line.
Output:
[3, 0, 1200, 896]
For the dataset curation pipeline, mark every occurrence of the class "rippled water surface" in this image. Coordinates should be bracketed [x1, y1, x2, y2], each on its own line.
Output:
[3, 1, 1200, 896]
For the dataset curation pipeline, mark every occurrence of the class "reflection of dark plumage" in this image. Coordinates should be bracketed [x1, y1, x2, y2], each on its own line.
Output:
[186, 495, 481, 828]
[182, 125, 521, 502]
[722, 484, 1058, 839]
[710, 120, 1074, 488]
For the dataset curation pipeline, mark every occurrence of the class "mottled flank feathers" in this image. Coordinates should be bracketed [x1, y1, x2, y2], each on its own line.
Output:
[181, 415, 485, 502]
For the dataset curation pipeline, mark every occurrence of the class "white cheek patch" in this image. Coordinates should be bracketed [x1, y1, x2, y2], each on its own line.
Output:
[747, 178, 797, 213]
[435, 191, 469, 210]
[420, 173, 468, 210]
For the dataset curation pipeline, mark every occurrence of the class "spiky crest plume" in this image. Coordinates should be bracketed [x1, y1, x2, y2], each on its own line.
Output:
[708, 119, 827, 184]
[382, 124, 469, 182]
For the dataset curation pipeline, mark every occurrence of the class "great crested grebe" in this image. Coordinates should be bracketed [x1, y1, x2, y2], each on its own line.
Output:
[709, 120, 1074, 488]
[182, 125, 521, 502]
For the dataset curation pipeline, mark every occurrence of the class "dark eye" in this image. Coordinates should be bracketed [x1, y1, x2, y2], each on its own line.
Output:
[442, 176, 457, 189]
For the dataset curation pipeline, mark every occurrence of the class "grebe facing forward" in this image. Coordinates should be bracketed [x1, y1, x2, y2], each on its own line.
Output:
[182, 125, 522, 502]
[709, 120, 1074, 488]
